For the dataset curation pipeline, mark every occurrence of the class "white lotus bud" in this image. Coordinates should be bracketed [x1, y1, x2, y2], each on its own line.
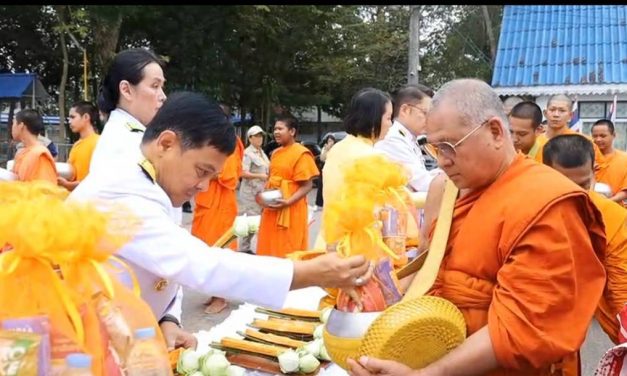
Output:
[278, 349, 300, 373]
[201, 352, 230, 376]
[298, 353, 321, 373]
[176, 348, 201, 374]
[319, 307, 332, 324]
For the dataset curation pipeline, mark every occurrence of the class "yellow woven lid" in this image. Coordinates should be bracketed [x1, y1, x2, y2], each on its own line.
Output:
[359, 296, 466, 369]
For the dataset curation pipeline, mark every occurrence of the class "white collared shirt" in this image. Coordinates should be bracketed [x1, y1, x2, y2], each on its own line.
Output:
[374, 120, 439, 192]
[89, 108, 146, 173]
[69, 158, 294, 320]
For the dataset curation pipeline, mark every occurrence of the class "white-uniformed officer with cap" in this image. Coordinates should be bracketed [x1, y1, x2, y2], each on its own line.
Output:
[70, 91, 373, 350]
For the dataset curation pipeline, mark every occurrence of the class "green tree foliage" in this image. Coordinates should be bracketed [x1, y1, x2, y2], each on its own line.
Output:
[0, 5, 503, 126]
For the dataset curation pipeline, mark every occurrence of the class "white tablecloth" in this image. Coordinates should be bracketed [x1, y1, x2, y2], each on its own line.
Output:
[193, 287, 347, 376]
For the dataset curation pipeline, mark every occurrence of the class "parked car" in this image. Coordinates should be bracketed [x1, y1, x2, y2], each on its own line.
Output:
[301, 141, 321, 159]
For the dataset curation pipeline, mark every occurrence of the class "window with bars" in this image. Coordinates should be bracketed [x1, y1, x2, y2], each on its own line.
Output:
[578, 101, 627, 151]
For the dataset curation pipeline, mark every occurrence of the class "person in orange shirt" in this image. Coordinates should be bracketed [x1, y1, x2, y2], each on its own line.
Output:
[191, 134, 244, 314]
[11, 109, 57, 184]
[348, 79, 606, 376]
[591, 119, 627, 206]
[256, 115, 319, 257]
[534, 94, 606, 169]
[543, 134, 627, 345]
[58, 101, 101, 191]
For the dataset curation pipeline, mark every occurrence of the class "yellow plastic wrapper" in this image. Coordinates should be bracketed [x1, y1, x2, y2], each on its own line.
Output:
[0, 181, 170, 376]
[321, 155, 411, 311]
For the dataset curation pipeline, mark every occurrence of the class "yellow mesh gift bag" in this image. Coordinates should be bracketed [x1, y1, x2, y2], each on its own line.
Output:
[322, 160, 467, 370]
[0, 181, 170, 376]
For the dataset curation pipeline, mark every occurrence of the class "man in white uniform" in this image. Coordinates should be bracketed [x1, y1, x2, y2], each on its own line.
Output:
[375, 85, 440, 192]
[70, 92, 372, 350]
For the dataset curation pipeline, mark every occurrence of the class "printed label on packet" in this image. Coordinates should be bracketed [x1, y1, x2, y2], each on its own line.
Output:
[1, 316, 51, 376]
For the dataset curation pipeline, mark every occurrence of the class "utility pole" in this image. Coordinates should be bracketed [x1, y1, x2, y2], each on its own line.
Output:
[408, 5, 421, 85]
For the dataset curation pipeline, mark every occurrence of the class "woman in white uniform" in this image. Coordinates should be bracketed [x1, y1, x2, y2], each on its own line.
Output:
[89, 48, 167, 173]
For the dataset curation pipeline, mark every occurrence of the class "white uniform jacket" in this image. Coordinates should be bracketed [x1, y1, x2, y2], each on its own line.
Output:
[89, 108, 145, 173]
[69, 158, 294, 320]
[375, 120, 440, 192]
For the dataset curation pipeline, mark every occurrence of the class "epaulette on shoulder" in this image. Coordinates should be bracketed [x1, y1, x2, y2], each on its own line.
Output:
[125, 122, 144, 133]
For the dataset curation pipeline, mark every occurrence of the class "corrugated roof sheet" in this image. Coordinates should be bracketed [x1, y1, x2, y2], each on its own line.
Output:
[492, 5, 627, 89]
[0, 73, 36, 99]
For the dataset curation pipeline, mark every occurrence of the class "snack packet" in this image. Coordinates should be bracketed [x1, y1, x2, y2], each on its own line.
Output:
[1, 316, 51, 376]
[0, 330, 41, 376]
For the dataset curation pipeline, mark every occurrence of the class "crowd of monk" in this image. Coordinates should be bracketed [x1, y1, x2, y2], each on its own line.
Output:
[4, 50, 627, 376]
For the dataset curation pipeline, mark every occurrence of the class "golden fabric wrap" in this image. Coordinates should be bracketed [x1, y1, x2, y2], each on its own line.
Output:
[0, 181, 166, 375]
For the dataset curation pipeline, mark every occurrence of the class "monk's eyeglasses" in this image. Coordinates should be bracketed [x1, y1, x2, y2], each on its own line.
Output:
[427, 119, 490, 160]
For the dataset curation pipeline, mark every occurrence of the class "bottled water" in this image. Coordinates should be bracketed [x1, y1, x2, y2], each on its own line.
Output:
[63, 353, 94, 376]
[125, 327, 170, 376]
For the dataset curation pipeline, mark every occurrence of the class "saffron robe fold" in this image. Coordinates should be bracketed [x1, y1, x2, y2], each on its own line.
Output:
[257, 143, 319, 257]
[595, 150, 627, 205]
[589, 190, 627, 344]
[192, 138, 244, 250]
[13, 144, 57, 184]
[68, 133, 100, 182]
[428, 155, 607, 375]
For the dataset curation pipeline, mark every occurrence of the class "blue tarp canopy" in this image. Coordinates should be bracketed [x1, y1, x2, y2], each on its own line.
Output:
[0, 73, 49, 102]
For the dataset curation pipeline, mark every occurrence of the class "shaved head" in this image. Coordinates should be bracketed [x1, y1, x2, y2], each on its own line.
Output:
[431, 79, 510, 132]
[547, 94, 573, 111]
[427, 79, 516, 191]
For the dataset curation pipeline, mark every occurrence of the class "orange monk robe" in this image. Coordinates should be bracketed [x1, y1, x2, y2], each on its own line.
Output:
[68, 133, 100, 181]
[12, 144, 57, 184]
[589, 190, 627, 344]
[428, 155, 606, 375]
[191, 137, 244, 250]
[257, 143, 319, 257]
[535, 130, 607, 172]
[595, 150, 627, 205]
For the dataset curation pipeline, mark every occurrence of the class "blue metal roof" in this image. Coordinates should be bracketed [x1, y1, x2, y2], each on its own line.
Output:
[0, 73, 38, 99]
[492, 5, 627, 88]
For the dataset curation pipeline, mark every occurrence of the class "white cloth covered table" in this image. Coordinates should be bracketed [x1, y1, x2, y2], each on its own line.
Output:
[193, 287, 347, 375]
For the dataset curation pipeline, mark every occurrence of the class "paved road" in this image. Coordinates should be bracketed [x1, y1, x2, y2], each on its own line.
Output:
[179, 189, 613, 375]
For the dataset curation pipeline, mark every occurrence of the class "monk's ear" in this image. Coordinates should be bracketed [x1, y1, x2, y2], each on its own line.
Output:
[487, 117, 506, 145]
[156, 130, 179, 153]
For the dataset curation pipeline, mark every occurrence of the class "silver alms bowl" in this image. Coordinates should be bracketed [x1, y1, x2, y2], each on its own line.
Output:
[257, 189, 283, 205]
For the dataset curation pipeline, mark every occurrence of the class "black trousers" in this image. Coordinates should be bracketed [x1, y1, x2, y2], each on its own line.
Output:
[315, 174, 324, 207]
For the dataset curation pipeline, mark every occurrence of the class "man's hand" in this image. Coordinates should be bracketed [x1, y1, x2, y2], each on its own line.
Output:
[291, 252, 374, 290]
[347, 356, 419, 376]
[159, 321, 198, 351]
[57, 176, 69, 189]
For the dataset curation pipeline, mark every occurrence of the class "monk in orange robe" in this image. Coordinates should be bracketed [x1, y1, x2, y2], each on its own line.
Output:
[58, 101, 100, 191]
[11, 109, 57, 184]
[534, 94, 606, 171]
[348, 79, 606, 376]
[591, 119, 627, 206]
[257, 116, 319, 257]
[543, 134, 627, 345]
[191, 136, 244, 313]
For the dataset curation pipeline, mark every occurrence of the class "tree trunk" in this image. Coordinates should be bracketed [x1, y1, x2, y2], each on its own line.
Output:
[408, 6, 421, 85]
[91, 11, 123, 77]
[56, 6, 69, 143]
[481, 5, 497, 67]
